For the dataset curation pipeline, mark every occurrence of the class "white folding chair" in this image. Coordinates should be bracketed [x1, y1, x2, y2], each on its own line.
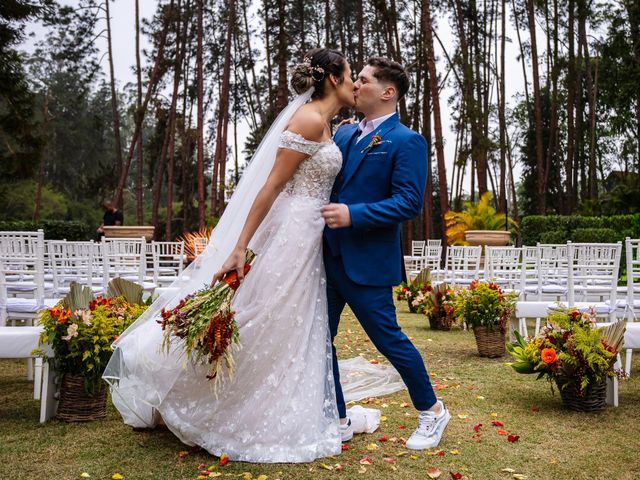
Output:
[151, 241, 185, 286]
[427, 239, 442, 247]
[101, 237, 155, 294]
[48, 240, 101, 295]
[485, 246, 523, 292]
[192, 237, 208, 257]
[441, 245, 482, 286]
[616, 238, 640, 374]
[534, 244, 569, 301]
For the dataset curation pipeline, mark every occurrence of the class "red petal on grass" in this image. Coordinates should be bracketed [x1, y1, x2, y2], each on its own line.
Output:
[508, 435, 520, 443]
[378, 436, 389, 442]
[496, 429, 507, 436]
[399, 425, 406, 429]
[383, 457, 397, 464]
[341, 444, 349, 451]
[437, 450, 446, 457]
[359, 457, 373, 465]
[219, 454, 229, 466]
[492, 421, 504, 427]
[473, 423, 482, 433]
[450, 472, 463, 479]
[531, 406, 540, 412]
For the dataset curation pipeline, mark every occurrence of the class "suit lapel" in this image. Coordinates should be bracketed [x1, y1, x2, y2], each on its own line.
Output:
[341, 114, 400, 190]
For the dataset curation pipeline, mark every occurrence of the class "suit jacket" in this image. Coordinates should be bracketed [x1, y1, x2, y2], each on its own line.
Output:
[324, 113, 428, 286]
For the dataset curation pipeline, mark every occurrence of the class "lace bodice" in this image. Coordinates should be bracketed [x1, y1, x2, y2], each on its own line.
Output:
[278, 130, 342, 203]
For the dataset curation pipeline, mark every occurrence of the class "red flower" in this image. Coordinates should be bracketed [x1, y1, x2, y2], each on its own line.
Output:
[222, 264, 251, 290]
[541, 348, 557, 364]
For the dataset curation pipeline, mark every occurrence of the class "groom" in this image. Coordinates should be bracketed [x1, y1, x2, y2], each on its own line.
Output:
[321, 57, 450, 450]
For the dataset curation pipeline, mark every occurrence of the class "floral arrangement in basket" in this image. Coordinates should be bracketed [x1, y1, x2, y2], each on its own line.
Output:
[424, 283, 459, 331]
[395, 281, 431, 314]
[158, 250, 255, 387]
[34, 279, 149, 395]
[452, 280, 517, 333]
[507, 307, 625, 398]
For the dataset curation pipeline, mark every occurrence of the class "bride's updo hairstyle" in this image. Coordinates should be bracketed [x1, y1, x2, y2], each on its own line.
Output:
[291, 48, 347, 99]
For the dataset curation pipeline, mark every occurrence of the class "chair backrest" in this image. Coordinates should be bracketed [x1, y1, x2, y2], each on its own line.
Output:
[626, 237, 640, 314]
[567, 242, 622, 312]
[485, 246, 523, 290]
[48, 240, 95, 294]
[535, 243, 569, 299]
[151, 241, 185, 284]
[444, 245, 482, 283]
[192, 237, 208, 257]
[424, 245, 442, 272]
[411, 240, 426, 257]
[101, 237, 146, 290]
[427, 239, 442, 247]
[0, 230, 46, 305]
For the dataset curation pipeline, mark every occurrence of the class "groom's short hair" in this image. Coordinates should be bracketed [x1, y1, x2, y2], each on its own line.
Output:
[367, 57, 410, 100]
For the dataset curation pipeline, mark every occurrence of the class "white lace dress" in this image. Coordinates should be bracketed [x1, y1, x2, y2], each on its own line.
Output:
[112, 131, 343, 463]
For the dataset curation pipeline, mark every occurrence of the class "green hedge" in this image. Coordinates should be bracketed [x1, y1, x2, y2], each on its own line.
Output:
[0, 220, 92, 241]
[521, 214, 640, 245]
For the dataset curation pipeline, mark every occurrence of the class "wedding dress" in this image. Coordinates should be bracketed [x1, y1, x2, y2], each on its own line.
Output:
[108, 131, 344, 463]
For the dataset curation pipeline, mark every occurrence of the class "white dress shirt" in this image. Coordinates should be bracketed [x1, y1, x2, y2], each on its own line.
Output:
[356, 112, 396, 144]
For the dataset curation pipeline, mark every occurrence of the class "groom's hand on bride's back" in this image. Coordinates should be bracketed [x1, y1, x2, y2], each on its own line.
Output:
[321, 203, 351, 229]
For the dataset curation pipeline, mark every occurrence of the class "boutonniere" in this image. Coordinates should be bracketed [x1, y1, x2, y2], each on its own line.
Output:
[361, 134, 383, 154]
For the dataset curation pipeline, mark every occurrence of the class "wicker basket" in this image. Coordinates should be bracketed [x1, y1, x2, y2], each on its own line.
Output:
[556, 376, 607, 412]
[428, 314, 453, 331]
[56, 375, 108, 422]
[473, 326, 506, 357]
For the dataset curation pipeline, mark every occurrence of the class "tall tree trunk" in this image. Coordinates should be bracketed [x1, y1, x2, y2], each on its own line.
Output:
[196, 0, 206, 228]
[112, 0, 173, 208]
[356, 0, 364, 74]
[275, 0, 289, 112]
[34, 91, 49, 221]
[264, 0, 274, 111]
[134, 0, 144, 225]
[166, 0, 187, 240]
[105, 0, 124, 208]
[422, 0, 449, 240]
[511, 0, 530, 106]
[566, 0, 575, 212]
[242, 0, 263, 123]
[212, 0, 236, 216]
[498, 0, 507, 213]
[526, 0, 546, 214]
[579, 10, 598, 201]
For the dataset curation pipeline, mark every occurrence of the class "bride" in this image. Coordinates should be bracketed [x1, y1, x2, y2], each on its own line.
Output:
[104, 48, 356, 463]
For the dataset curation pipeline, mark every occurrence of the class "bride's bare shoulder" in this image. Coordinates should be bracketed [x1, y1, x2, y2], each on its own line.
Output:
[285, 105, 325, 142]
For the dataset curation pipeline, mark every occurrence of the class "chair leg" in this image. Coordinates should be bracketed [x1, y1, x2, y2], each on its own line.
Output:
[625, 349, 632, 376]
[534, 318, 542, 336]
[40, 361, 58, 423]
[26, 357, 33, 381]
[34, 357, 43, 400]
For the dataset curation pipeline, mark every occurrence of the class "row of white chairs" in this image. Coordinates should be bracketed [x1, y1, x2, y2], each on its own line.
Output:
[0, 231, 187, 327]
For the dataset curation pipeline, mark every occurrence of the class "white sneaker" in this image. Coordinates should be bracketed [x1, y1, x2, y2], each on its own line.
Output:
[340, 417, 353, 442]
[406, 401, 451, 450]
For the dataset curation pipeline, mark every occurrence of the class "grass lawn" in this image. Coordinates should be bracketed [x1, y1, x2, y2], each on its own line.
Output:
[1, 304, 639, 480]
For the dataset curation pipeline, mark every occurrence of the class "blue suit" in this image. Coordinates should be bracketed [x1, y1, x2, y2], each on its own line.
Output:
[323, 113, 437, 417]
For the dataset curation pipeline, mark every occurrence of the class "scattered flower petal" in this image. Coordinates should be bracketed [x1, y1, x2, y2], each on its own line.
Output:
[410, 455, 418, 460]
[496, 429, 507, 436]
[473, 424, 483, 433]
[399, 425, 406, 429]
[475, 395, 485, 400]
[508, 435, 520, 443]
[378, 436, 389, 442]
[366, 443, 379, 451]
[457, 413, 469, 419]
[320, 464, 333, 470]
[437, 450, 446, 457]
[334, 464, 344, 471]
[450, 449, 460, 455]
[427, 467, 442, 478]
[111, 475, 123, 480]
[490, 412, 498, 417]
[501, 468, 516, 473]
[359, 457, 373, 465]
[380, 415, 388, 422]
[492, 421, 504, 427]
[219, 454, 229, 467]
[450, 472, 463, 479]
[531, 407, 540, 412]
[80, 474, 90, 479]
[209, 474, 222, 478]
[513, 475, 527, 480]
[359, 466, 367, 474]
[383, 457, 397, 464]
[256, 476, 267, 480]
[341, 444, 350, 451]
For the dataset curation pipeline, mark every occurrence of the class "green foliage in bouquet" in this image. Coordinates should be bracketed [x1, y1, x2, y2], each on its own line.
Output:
[395, 281, 431, 314]
[34, 280, 148, 395]
[424, 283, 459, 330]
[452, 280, 517, 333]
[507, 307, 625, 395]
[158, 250, 255, 388]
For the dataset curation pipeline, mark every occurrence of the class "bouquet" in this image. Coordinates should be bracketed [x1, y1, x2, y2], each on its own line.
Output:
[35, 279, 148, 394]
[452, 280, 517, 333]
[395, 281, 431, 314]
[507, 307, 625, 396]
[424, 283, 459, 330]
[158, 250, 255, 386]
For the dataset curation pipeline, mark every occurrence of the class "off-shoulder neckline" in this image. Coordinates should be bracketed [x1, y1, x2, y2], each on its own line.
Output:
[282, 129, 333, 145]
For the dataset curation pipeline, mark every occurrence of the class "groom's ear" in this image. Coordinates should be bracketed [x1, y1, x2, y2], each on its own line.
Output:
[381, 85, 397, 102]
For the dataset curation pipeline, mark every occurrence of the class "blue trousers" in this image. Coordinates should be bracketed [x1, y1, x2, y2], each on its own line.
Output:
[324, 250, 437, 418]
